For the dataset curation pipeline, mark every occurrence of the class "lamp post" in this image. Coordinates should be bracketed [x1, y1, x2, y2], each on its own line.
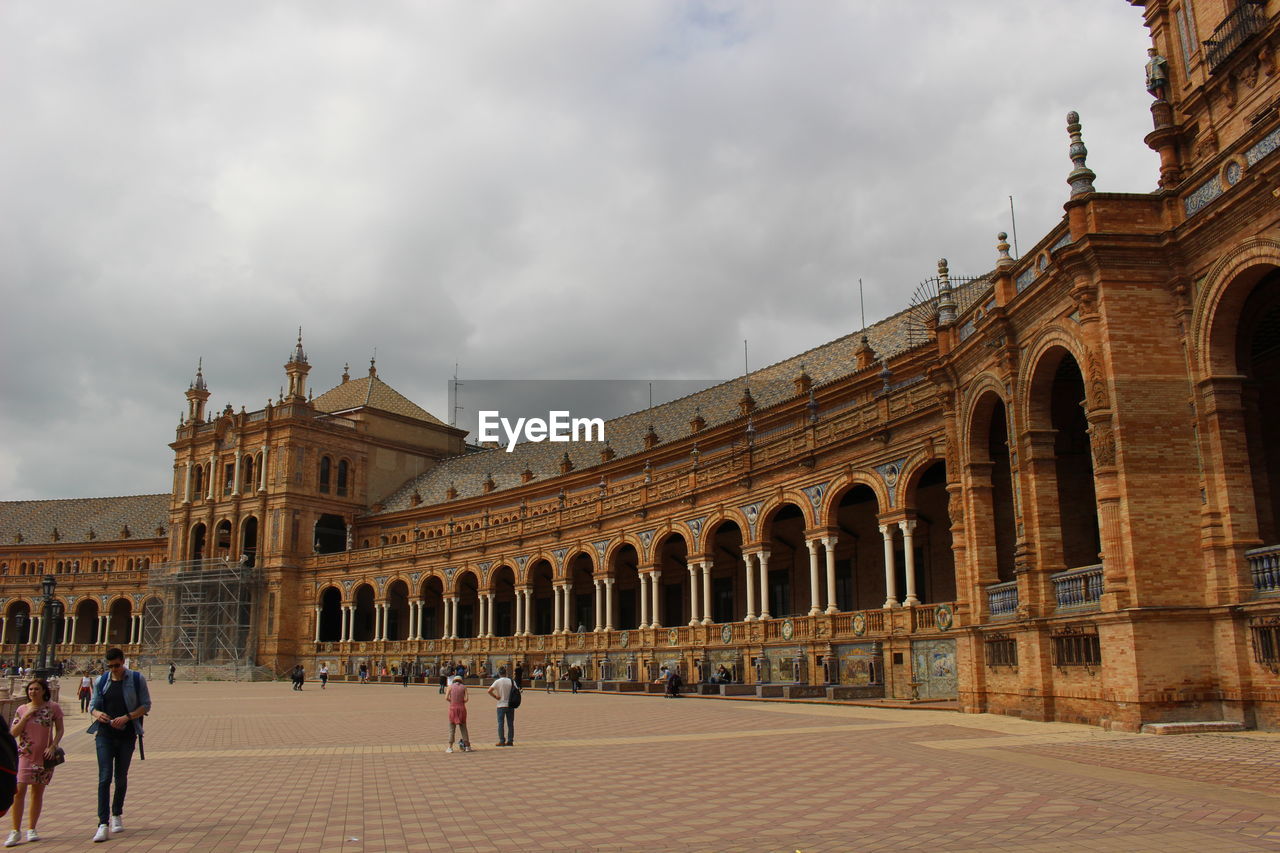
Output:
[12, 611, 27, 673]
[35, 575, 57, 680]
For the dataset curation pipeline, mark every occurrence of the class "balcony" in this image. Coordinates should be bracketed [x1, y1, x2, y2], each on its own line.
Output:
[1051, 565, 1103, 611]
[1205, 1, 1268, 72]
[1248, 544, 1280, 596]
[987, 581, 1019, 619]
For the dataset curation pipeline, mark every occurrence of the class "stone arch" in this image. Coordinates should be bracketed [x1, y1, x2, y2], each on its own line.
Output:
[697, 507, 751, 554]
[566, 551, 596, 631]
[385, 579, 410, 641]
[527, 559, 556, 635]
[654, 530, 691, 627]
[703, 521, 745, 623]
[73, 598, 99, 644]
[189, 522, 207, 561]
[1016, 325, 1090, 430]
[489, 564, 518, 636]
[607, 543, 641, 631]
[213, 518, 233, 559]
[901, 458, 956, 604]
[820, 472, 890, 528]
[317, 586, 343, 642]
[107, 597, 133, 645]
[966, 387, 1018, 585]
[1194, 237, 1280, 376]
[453, 570, 480, 638]
[351, 583, 376, 642]
[3, 600, 32, 644]
[602, 536, 644, 577]
[758, 493, 816, 539]
[760, 501, 811, 617]
[419, 575, 445, 640]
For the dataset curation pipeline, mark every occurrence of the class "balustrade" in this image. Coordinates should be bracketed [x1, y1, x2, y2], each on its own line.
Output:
[1248, 545, 1280, 596]
[1051, 564, 1103, 610]
[987, 581, 1019, 618]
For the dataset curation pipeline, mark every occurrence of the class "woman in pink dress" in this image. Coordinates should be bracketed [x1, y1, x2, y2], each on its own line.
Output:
[445, 675, 472, 753]
[7, 679, 64, 846]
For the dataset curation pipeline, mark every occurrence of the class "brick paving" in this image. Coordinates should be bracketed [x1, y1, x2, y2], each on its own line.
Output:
[12, 680, 1280, 851]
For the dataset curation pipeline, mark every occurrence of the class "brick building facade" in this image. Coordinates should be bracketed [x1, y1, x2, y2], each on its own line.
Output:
[2, 0, 1278, 730]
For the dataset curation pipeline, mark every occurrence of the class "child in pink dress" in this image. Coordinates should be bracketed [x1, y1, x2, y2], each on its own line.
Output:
[445, 676, 471, 753]
[8, 679, 64, 845]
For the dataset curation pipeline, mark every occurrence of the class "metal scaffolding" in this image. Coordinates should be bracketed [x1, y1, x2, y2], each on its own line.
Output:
[148, 558, 260, 664]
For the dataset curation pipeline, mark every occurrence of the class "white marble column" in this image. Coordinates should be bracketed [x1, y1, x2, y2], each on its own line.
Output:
[651, 570, 662, 629]
[604, 578, 615, 630]
[758, 550, 772, 620]
[639, 575, 650, 629]
[340, 606, 349, 642]
[593, 579, 603, 631]
[451, 597, 460, 638]
[701, 562, 713, 625]
[183, 461, 193, 504]
[69, 615, 78, 645]
[807, 538, 823, 615]
[688, 565, 700, 627]
[902, 520, 920, 605]
[552, 586, 562, 633]
[880, 523, 899, 608]
[744, 552, 757, 621]
[487, 593, 496, 637]
[524, 589, 533, 636]
[314, 607, 322, 642]
[259, 444, 269, 492]
[206, 453, 216, 500]
[824, 537, 839, 613]
[232, 453, 242, 496]
[100, 614, 110, 645]
[564, 583, 575, 632]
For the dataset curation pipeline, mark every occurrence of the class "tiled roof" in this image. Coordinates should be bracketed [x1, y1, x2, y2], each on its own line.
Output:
[376, 275, 991, 514]
[0, 494, 170, 547]
[313, 374, 446, 426]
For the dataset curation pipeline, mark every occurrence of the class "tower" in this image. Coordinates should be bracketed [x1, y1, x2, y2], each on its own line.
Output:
[284, 329, 311, 404]
[185, 359, 209, 424]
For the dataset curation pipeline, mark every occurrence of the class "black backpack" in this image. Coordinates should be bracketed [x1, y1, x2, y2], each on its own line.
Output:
[0, 722, 17, 814]
[507, 678, 522, 710]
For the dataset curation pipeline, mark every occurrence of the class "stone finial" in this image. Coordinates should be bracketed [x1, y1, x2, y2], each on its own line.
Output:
[192, 357, 207, 391]
[644, 424, 659, 450]
[879, 359, 893, 393]
[521, 467, 535, 484]
[600, 441, 615, 463]
[289, 328, 307, 364]
[482, 473, 496, 494]
[643, 459, 652, 483]
[410, 490, 422, 506]
[368, 354, 377, 377]
[559, 452, 574, 474]
[996, 232, 1014, 268]
[447, 481, 458, 500]
[1066, 111, 1096, 197]
[794, 362, 812, 396]
[689, 406, 706, 434]
[937, 257, 957, 325]
[855, 335, 877, 370]
[690, 442, 701, 466]
[738, 385, 756, 417]
[342, 363, 350, 383]
[51, 526, 60, 542]
[807, 388, 819, 424]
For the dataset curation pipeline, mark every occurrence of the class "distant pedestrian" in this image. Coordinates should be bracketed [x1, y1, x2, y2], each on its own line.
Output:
[438, 669, 448, 695]
[167, 663, 175, 685]
[545, 662, 557, 693]
[358, 663, 369, 684]
[291, 665, 305, 691]
[88, 648, 151, 843]
[401, 666, 411, 688]
[319, 664, 329, 690]
[569, 665, 582, 694]
[8, 679, 64, 846]
[445, 676, 472, 753]
[78, 674, 93, 714]
[487, 667, 517, 747]
[514, 665, 524, 688]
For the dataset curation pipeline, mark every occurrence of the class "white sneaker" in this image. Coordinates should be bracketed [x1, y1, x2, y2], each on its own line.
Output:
[109, 816, 123, 833]
[4, 830, 20, 847]
[24, 830, 37, 842]
[445, 746, 453, 753]
[92, 825, 109, 843]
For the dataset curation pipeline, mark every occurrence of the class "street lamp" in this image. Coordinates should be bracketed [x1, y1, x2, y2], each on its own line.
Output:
[12, 611, 27, 673]
[34, 575, 57, 680]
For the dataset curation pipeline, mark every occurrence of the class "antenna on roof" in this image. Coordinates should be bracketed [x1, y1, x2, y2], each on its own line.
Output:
[859, 278, 866, 331]
[451, 362, 464, 429]
[1008, 195, 1020, 259]
[648, 381, 652, 411]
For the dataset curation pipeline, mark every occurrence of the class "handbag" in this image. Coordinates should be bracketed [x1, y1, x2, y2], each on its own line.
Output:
[43, 747, 65, 770]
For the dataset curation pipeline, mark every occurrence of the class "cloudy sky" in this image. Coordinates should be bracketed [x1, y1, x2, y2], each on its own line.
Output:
[0, 1, 1156, 501]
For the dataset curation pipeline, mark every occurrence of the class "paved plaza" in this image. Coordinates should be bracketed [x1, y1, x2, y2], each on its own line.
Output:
[17, 679, 1280, 851]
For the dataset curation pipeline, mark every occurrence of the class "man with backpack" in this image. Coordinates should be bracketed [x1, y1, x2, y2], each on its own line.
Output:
[487, 666, 519, 747]
[87, 648, 152, 842]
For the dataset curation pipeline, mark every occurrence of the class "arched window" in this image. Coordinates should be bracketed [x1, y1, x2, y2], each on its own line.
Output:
[242, 454, 256, 493]
[319, 456, 332, 494]
[193, 465, 204, 498]
[337, 460, 350, 497]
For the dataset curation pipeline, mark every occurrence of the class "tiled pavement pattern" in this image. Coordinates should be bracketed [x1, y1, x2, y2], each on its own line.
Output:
[24, 681, 1280, 852]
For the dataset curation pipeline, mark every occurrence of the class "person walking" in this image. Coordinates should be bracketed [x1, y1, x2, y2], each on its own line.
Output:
[514, 664, 524, 688]
[444, 676, 472, 753]
[545, 662, 557, 694]
[8, 679, 64, 846]
[167, 663, 175, 686]
[358, 663, 369, 684]
[88, 648, 152, 843]
[569, 665, 582, 694]
[318, 664, 329, 690]
[78, 674, 93, 714]
[438, 668, 448, 695]
[487, 666, 516, 747]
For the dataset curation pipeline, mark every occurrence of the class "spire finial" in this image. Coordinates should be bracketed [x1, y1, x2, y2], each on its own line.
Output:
[368, 350, 377, 378]
[996, 232, 1013, 267]
[289, 328, 307, 364]
[1066, 111, 1096, 197]
[192, 357, 207, 391]
[342, 362, 350, 383]
[936, 258, 956, 325]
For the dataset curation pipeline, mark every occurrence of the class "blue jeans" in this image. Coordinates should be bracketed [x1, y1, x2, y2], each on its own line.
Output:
[496, 707, 515, 744]
[96, 734, 137, 825]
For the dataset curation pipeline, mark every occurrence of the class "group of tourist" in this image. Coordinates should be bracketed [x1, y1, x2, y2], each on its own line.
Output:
[1, 648, 151, 845]
[443, 666, 519, 753]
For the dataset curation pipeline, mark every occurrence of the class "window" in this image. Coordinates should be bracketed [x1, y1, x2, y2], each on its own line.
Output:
[193, 465, 204, 497]
[223, 462, 235, 496]
[337, 460, 350, 497]
[319, 456, 332, 494]
[986, 635, 1018, 667]
[1175, 5, 1197, 69]
[1251, 617, 1280, 670]
[1053, 628, 1101, 668]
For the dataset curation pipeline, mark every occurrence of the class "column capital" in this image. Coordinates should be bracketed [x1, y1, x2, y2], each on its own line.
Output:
[878, 521, 898, 535]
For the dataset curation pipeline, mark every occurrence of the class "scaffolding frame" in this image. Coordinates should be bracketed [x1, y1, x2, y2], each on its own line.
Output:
[148, 559, 261, 664]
